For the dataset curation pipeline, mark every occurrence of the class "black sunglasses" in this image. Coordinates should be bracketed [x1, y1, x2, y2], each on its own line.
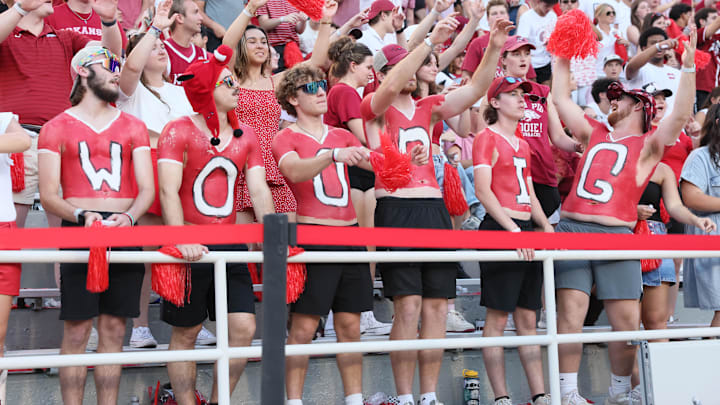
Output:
[606, 10, 615, 16]
[561, 0, 578, 4]
[296, 80, 328, 95]
[527, 94, 547, 104]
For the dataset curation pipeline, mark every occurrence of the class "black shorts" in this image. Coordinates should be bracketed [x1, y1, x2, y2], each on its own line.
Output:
[534, 63, 552, 84]
[348, 166, 375, 192]
[533, 182, 561, 218]
[375, 197, 456, 299]
[479, 216, 543, 312]
[291, 243, 373, 316]
[666, 218, 684, 234]
[162, 244, 255, 327]
[59, 217, 144, 321]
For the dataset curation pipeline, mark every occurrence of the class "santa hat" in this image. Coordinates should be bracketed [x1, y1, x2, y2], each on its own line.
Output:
[178, 45, 243, 146]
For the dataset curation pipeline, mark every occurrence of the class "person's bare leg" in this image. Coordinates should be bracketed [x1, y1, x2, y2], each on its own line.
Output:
[167, 324, 203, 405]
[667, 259, 682, 321]
[604, 299, 640, 376]
[13, 203, 30, 228]
[210, 313, 256, 402]
[354, 189, 377, 278]
[59, 319, 94, 405]
[641, 284, 671, 342]
[45, 212, 62, 289]
[286, 313, 321, 400]
[710, 310, 720, 327]
[0, 295, 11, 405]
[418, 297, 447, 394]
[557, 289, 590, 373]
[514, 307, 545, 396]
[134, 214, 163, 328]
[334, 312, 363, 396]
[94, 314, 126, 405]
[482, 308, 509, 398]
[390, 295, 422, 395]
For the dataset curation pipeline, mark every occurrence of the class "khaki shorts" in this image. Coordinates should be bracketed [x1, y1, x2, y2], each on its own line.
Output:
[12, 135, 38, 205]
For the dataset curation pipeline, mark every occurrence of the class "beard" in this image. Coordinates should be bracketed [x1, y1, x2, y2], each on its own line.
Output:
[400, 79, 417, 94]
[87, 69, 119, 104]
[607, 107, 631, 128]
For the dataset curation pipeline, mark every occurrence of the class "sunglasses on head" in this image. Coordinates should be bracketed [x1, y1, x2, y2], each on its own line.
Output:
[527, 94, 547, 104]
[215, 75, 238, 89]
[493, 76, 523, 97]
[81, 49, 122, 73]
[296, 80, 328, 95]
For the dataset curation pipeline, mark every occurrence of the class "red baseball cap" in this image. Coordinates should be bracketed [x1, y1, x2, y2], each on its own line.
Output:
[367, 0, 395, 20]
[487, 76, 533, 100]
[502, 36, 536, 54]
[606, 81, 657, 133]
[374, 44, 408, 71]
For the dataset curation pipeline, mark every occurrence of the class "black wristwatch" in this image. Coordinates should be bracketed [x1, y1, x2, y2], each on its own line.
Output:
[74, 209, 88, 225]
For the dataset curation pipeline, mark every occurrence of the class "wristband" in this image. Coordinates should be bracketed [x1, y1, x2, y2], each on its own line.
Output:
[13, 2, 29, 16]
[510, 227, 521, 233]
[149, 25, 162, 37]
[396, 26, 405, 34]
[279, 16, 286, 23]
[122, 212, 135, 226]
[681, 65, 696, 73]
[102, 19, 117, 27]
[242, 7, 254, 17]
[430, 8, 439, 16]
[74, 208, 85, 224]
[332, 148, 340, 162]
[424, 37, 434, 48]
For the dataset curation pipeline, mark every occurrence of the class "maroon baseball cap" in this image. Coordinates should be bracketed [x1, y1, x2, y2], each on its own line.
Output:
[487, 76, 533, 100]
[374, 44, 408, 71]
[367, 0, 395, 20]
[607, 81, 657, 133]
[502, 36, 536, 54]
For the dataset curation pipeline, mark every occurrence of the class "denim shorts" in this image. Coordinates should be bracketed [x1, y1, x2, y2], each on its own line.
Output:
[641, 221, 677, 286]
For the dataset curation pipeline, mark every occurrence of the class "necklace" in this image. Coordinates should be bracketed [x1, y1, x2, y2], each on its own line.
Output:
[295, 122, 325, 139]
[69, 6, 93, 24]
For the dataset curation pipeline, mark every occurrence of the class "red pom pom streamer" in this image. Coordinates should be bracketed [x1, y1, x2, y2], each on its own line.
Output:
[87, 222, 109, 293]
[547, 9, 599, 59]
[287, 0, 324, 21]
[287, 247, 306, 304]
[633, 220, 662, 272]
[369, 130, 413, 193]
[10, 153, 24, 192]
[674, 39, 711, 70]
[442, 163, 468, 216]
[283, 41, 304, 69]
[152, 246, 192, 307]
[248, 262, 263, 301]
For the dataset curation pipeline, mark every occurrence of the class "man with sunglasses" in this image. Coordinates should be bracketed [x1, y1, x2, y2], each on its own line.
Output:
[158, 45, 273, 405]
[552, 29, 697, 405]
[360, 16, 512, 405]
[37, 46, 154, 405]
[272, 65, 386, 405]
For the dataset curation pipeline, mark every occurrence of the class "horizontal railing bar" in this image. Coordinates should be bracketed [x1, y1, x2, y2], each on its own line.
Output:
[0, 348, 222, 369]
[0, 250, 719, 264]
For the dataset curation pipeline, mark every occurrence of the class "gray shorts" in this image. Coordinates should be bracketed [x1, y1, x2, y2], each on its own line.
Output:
[554, 218, 642, 300]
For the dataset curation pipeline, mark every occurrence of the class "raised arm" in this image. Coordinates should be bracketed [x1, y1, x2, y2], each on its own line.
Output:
[0, 0, 47, 43]
[546, 93, 582, 152]
[223, 0, 268, 72]
[93, 0, 123, 57]
[433, 19, 513, 121]
[194, 0, 226, 40]
[406, 0, 451, 50]
[551, 57, 592, 145]
[625, 37, 677, 80]
[437, 0, 484, 70]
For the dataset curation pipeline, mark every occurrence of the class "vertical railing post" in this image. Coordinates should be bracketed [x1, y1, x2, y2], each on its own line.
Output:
[543, 257, 561, 405]
[213, 259, 231, 405]
[261, 214, 289, 405]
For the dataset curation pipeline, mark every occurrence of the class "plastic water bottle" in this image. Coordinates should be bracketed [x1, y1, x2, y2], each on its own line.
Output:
[463, 369, 480, 405]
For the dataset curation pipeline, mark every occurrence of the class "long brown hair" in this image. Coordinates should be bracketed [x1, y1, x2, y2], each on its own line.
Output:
[328, 37, 372, 79]
[126, 33, 171, 110]
[234, 25, 272, 84]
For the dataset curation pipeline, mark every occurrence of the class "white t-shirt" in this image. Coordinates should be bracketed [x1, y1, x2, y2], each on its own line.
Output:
[580, 0, 631, 37]
[117, 82, 195, 134]
[515, 9, 556, 68]
[0, 113, 18, 222]
[595, 25, 625, 76]
[627, 63, 680, 116]
[299, 25, 319, 56]
[358, 26, 397, 55]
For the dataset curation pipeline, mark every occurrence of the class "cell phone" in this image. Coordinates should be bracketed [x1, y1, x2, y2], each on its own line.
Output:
[101, 220, 115, 226]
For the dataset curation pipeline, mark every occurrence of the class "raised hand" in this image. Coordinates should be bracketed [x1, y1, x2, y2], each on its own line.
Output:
[467, 0, 486, 21]
[433, 0, 453, 14]
[247, 0, 268, 14]
[152, 0, 176, 31]
[91, 0, 119, 22]
[428, 13, 460, 45]
[681, 26, 697, 68]
[488, 18, 514, 49]
[347, 8, 370, 28]
[392, 7, 406, 31]
[16, 0, 50, 13]
[322, 0, 338, 21]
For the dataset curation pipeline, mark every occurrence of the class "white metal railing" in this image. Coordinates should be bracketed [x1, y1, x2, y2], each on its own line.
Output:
[3, 249, 720, 405]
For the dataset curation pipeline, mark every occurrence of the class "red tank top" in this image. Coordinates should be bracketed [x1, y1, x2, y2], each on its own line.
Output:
[360, 94, 444, 193]
[473, 128, 533, 213]
[562, 116, 652, 223]
[661, 131, 693, 182]
[157, 116, 263, 225]
[38, 110, 149, 199]
[272, 127, 361, 222]
[517, 81, 557, 187]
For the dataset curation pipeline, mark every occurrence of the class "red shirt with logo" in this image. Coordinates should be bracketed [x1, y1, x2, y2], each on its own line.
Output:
[46, 4, 128, 47]
[272, 127, 360, 222]
[360, 94, 444, 193]
[157, 116, 263, 225]
[38, 110, 149, 199]
[473, 127, 533, 214]
[697, 27, 720, 93]
[562, 116, 652, 223]
[164, 37, 208, 85]
[517, 81, 556, 187]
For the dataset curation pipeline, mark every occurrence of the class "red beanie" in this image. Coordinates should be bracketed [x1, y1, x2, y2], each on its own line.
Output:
[178, 45, 243, 145]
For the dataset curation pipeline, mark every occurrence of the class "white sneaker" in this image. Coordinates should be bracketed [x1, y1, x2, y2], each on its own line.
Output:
[86, 327, 98, 352]
[493, 398, 512, 405]
[538, 310, 547, 329]
[43, 298, 61, 308]
[130, 326, 158, 348]
[534, 394, 552, 405]
[446, 309, 474, 332]
[361, 311, 392, 336]
[195, 326, 217, 345]
[630, 386, 642, 404]
[605, 390, 640, 405]
[505, 314, 515, 331]
[561, 390, 590, 405]
[324, 311, 336, 337]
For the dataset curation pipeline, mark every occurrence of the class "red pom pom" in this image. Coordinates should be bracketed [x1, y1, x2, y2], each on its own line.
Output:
[287, 247, 306, 304]
[547, 9, 599, 59]
[369, 130, 413, 193]
[695, 50, 711, 70]
[87, 222, 109, 293]
[287, 0, 324, 21]
[283, 41, 304, 69]
[152, 246, 192, 307]
[10, 153, 24, 193]
[248, 262, 263, 301]
[633, 220, 661, 272]
[443, 162, 468, 216]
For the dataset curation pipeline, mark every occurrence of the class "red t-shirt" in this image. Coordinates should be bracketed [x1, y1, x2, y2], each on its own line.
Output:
[46, 4, 128, 47]
[473, 127, 533, 213]
[361, 94, 444, 193]
[38, 110, 149, 199]
[697, 26, 720, 92]
[461, 34, 537, 79]
[661, 131, 693, 182]
[0, 25, 89, 125]
[272, 126, 361, 222]
[324, 83, 362, 131]
[256, 0, 300, 46]
[518, 81, 556, 186]
[163, 37, 208, 85]
[157, 116, 263, 225]
[562, 116, 652, 223]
